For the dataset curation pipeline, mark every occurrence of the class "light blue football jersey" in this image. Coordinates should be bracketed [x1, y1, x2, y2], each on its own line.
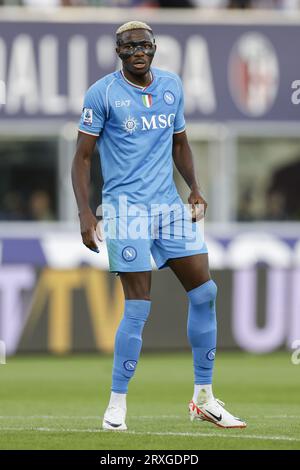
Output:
[78, 67, 186, 217]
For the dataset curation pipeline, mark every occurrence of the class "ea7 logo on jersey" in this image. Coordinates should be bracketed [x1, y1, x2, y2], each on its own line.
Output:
[141, 114, 175, 131]
[82, 108, 93, 126]
[115, 99, 131, 108]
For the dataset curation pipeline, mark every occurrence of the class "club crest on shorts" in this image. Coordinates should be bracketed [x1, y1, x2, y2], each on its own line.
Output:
[207, 348, 216, 361]
[122, 246, 137, 262]
[123, 360, 137, 371]
[163, 91, 175, 105]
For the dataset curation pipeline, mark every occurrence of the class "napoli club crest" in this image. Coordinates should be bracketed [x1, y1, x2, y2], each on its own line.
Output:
[163, 91, 175, 105]
[122, 246, 137, 262]
[123, 360, 137, 371]
[206, 348, 216, 361]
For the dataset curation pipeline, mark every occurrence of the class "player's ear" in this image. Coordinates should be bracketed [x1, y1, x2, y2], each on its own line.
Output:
[151, 37, 157, 56]
[115, 36, 121, 56]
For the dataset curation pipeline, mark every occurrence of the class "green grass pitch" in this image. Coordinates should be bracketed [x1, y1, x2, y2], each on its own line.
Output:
[0, 352, 299, 450]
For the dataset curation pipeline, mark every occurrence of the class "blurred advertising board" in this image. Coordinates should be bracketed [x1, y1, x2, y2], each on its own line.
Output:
[0, 230, 299, 355]
[0, 12, 299, 123]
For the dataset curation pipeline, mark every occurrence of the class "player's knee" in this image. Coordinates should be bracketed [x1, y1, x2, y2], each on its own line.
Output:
[121, 274, 151, 300]
[123, 299, 152, 323]
[188, 279, 217, 306]
[123, 279, 151, 300]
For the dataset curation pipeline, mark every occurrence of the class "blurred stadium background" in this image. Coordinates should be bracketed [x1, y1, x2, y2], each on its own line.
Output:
[0, 0, 300, 450]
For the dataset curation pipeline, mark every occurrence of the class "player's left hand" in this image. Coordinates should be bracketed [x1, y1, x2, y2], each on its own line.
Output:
[188, 188, 207, 222]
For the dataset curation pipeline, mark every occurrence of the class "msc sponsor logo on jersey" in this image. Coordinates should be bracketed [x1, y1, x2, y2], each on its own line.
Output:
[122, 116, 139, 134]
[122, 114, 175, 134]
[141, 113, 175, 131]
[82, 108, 93, 126]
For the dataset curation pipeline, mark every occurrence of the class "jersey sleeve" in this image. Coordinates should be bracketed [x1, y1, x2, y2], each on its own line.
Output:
[78, 84, 106, 136]
[173, 77, 186, 134]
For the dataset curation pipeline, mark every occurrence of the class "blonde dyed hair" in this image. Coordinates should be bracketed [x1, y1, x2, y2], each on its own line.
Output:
[116, 21, 153, 37]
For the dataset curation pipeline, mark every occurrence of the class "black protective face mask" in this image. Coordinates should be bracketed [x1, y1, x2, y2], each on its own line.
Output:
[118, 41, 156, 61]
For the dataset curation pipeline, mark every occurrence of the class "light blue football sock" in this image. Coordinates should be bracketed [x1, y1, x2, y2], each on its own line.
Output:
[187, 280, 217, 385]
[112, 299, 151, 394]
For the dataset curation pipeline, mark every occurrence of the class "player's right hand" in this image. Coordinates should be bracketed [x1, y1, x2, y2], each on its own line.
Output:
[79, 208, 102, 253]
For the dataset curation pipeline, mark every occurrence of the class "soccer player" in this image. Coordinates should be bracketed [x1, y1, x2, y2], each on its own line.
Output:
[71, 21, 246, 430]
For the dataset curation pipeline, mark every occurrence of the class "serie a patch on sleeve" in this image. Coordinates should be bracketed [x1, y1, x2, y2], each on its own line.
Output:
[82, 108, 93, 126]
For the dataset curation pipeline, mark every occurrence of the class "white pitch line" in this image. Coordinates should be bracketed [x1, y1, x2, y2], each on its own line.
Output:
[0, 426, 300, 443]
[0, 415, 299, 420]
[0, 415, 181, 420]
[0, 416, 99, 420]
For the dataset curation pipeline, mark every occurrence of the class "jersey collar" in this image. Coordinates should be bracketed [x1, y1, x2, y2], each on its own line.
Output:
[120, 69, 154, 91]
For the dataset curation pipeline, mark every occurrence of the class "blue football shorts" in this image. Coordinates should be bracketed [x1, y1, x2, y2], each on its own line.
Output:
[103, 208, 208, 273]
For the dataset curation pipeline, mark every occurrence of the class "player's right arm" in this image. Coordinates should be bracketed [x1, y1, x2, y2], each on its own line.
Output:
[71, 131, 100, 252]
[72, 81, 106, 252]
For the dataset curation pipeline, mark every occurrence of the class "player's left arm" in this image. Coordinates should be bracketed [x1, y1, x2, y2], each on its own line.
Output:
[172, 130, 207, 221]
